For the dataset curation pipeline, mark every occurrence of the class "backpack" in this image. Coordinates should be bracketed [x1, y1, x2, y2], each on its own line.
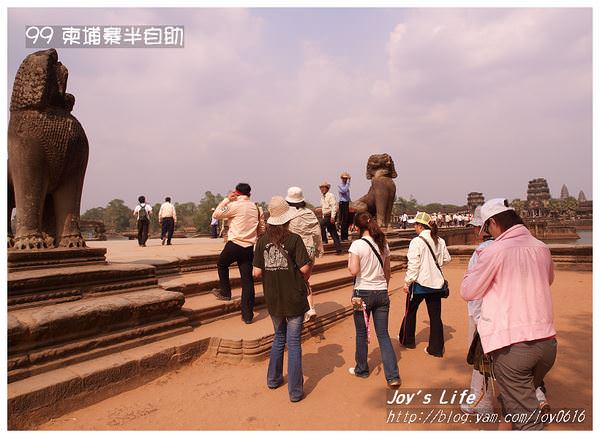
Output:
[138, 204, 149, 221]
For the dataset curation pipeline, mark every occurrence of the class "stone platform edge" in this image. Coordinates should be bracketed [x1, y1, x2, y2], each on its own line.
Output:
[7, 287, 389, 430]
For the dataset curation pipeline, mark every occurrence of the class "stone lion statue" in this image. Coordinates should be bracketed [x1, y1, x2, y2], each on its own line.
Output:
[350, 153, 397, 229]
[8, 48, 89, 250]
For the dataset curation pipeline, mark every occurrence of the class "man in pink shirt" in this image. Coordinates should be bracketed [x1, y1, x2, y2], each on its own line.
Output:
[460, 198, 557, 430]
[211, 182, 262, 324]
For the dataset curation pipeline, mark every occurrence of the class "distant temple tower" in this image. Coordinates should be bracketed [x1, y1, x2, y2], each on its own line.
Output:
[576, 190, 592, 218]
[467, 192, 485, 211]
[560, 184, 570, 199]
[527, 178, 551, 202]
[526, 178, 551, 218]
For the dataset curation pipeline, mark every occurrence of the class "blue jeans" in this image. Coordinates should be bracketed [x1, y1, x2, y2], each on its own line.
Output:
[353, 289, 400, 382]
[268, 315, 304, 401]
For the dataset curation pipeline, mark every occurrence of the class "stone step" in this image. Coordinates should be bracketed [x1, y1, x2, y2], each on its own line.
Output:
[7, 247, 107, 273]
[181, 260, 406, 326]
[8, 263, 159, 308]
[159, 252, 351, 296]
[8, 277, 403, 430]
[8, 317, 192, 383]
[8, 289, 186, 362]
[110, 238, 409, 277]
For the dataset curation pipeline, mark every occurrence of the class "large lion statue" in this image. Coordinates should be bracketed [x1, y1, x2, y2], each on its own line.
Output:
[351, 153, 397, 229]
[8, 48, 89, 250]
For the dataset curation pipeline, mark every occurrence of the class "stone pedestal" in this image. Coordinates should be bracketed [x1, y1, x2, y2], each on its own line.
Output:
[8, 247, 107, 272]
[7, 248, 189, 384]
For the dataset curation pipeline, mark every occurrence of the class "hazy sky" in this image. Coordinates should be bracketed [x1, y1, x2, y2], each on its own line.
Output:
[7, 7, 593, 210]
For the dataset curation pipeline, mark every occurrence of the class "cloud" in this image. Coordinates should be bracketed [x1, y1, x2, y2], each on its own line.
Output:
[7, 8, 592, 210]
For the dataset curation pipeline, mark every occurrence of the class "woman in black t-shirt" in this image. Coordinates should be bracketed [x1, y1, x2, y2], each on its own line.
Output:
[253, 196, 312, 402]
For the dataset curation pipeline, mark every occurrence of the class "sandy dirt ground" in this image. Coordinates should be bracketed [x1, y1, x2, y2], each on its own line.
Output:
[40, 261, 592, 431]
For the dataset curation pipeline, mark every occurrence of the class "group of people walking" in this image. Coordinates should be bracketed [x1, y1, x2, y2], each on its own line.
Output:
[133, 195, 177, 247]
[210, 185, 557, 430]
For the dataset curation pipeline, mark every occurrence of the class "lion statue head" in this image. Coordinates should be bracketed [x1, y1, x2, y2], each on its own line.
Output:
[365, 153, 397, 180]
[10, 48, 73, 113]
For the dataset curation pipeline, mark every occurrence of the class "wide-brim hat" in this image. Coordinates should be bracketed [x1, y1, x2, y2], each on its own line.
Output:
[408, 211, 432, 226]
[319, 181, 331, 188]
[267, 196, 297, 225]
[467, 206, 484, 227]
[340, 172, 350, 179]
[285, 186, 305, 203]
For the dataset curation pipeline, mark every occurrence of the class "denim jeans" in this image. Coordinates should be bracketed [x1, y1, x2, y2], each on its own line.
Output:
[268, 315, 304, 401]
[353, 289, 400, 383]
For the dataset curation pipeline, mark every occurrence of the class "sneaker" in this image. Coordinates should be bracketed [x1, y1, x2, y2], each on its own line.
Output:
[539, 401, 551, 413]
[461, 401, 494, 415]
[536, 386, 550, 413]
[210, 288, 231, 301]
[348, 367, 369, 379]
[387, 378, 401, 389]
[304, 308, 317, 323]
[161, 238, 166, 245]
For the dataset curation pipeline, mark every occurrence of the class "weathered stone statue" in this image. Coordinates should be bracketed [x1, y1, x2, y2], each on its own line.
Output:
[351, 153, 397, 229]
[8, 48, 88, 250]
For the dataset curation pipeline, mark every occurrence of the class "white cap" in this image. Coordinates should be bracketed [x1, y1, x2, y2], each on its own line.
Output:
[467, 206, 484, 227]
[480, 198, 514, 226]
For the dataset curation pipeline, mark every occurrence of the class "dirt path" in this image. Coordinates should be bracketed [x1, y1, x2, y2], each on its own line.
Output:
[40, 263, 592, 430]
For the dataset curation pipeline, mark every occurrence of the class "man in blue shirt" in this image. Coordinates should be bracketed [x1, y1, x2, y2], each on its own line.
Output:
[338, 172, 351, 241]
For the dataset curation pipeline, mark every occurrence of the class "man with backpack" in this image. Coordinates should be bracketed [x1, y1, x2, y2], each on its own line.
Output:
[133, 195, 153, 247]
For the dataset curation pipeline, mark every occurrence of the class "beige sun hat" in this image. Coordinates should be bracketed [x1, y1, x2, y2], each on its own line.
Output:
[319, 181, 331, 188]
[267, 196, 297, 225]
[408, 211, 432, 226]
[285, 186, 305, 203]
[340, 171, 350, 179]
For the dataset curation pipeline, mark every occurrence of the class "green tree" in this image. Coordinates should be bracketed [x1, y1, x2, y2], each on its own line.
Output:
[81, 206, 105, 221]
[393, 196, 418, 215]
[560, 196, 579, 218]
[175, 202, 199, 229]
[193, 191, 225, 232]
[104, 199, 133, 232]
[510, 199, 526, 216]
[149, 202, 162, 234]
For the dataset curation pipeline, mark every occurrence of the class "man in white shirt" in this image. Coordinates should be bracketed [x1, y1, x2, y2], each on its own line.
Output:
[133, 195, 152, 247]
[158, 196, 177, 245]
[211, 182, 263, 324]
[319, 181, 342, 255]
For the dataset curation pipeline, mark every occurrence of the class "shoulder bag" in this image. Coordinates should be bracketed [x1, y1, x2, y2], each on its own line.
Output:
[412, 236, 450, 298]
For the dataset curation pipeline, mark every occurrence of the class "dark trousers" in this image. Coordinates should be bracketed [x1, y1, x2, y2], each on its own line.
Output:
[399, 290, 444, 356]
[320, 214, 341, 252]
[491, 338, 557, 430]
[217, 241, 255, 321]
[353, 289, 400, 383]
[339, 201, 350, 240]
[137, 219, 149, 246]
[161, 217, 175, 244]
[211, 224, 218, 238]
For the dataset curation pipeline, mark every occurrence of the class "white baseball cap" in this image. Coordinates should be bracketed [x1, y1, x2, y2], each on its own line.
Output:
[467, 206, 484, 227]
[480, 198, 514, 226]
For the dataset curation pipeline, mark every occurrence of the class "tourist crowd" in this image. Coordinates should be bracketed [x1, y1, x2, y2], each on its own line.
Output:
[132, 176, 556, 430]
